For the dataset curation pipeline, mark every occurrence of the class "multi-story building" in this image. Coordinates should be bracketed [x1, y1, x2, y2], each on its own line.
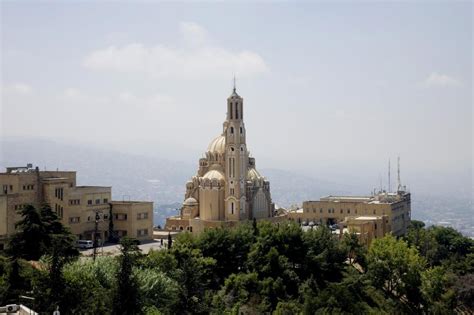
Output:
[0, 164, 153, 249]
[288, 189, 411, 242]
[165, 85, 277, 233]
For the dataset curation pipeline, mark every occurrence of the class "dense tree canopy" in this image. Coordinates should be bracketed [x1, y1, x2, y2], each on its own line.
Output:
[1, 217, 473, 314]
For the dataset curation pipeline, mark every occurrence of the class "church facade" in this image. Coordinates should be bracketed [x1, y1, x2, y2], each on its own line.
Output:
[165, 87, 274, 233]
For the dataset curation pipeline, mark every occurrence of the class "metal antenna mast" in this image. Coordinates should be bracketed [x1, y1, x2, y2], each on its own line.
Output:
[388, 159, 391, 193]
[397, 156, 401, 191]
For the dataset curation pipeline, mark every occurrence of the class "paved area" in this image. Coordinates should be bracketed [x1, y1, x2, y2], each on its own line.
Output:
[81, 240, 169, 257]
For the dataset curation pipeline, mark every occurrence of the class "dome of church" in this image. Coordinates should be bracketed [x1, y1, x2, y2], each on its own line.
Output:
[183, 197, 198, 206]
[247, 168, 263, 181]
[207, 135, 226, 154]
[203, 169, 225, 180]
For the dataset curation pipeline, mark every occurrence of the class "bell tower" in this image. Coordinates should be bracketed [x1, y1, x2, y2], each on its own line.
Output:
[224, 80, 248, 220]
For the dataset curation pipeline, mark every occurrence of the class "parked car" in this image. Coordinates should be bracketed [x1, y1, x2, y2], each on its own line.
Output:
[76, 240, 93, 249]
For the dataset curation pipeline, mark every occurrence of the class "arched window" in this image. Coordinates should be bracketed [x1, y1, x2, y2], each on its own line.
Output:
[240, 127, 243, 134]
[230, 103, 233, 119]
[235, 104, 239, 119]
[231, 202, 234, 214]
[230, 127, 234, 134]
[231, 147, 234, 151]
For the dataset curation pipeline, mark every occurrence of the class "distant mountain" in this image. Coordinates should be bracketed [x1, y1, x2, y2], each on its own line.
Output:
[0, 138, 353, 226]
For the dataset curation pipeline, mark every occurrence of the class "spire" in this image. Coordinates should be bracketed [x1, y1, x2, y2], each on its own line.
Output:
[233, 75, 236, 93]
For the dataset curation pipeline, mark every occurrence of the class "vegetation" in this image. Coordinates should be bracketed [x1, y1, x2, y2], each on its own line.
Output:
[0, 209, 472, 314]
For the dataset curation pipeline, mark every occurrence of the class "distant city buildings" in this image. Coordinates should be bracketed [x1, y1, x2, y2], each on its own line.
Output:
[0, 164, 153, 249]
[165, 85, 281, 233]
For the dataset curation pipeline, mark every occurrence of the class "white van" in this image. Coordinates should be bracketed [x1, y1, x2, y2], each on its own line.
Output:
[76, 240, 94, 249]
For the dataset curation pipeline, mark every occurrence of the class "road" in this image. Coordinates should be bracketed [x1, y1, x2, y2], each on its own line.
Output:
[81, 240, 169, 257]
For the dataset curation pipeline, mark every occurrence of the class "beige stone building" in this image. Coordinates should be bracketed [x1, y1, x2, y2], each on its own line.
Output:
[0, 164, 153, 249]
[166, 86, 275, 233]
[288, 189, 411, 243]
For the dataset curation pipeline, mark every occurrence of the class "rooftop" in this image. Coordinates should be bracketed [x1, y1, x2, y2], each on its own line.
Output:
[109, 200, 153, 205]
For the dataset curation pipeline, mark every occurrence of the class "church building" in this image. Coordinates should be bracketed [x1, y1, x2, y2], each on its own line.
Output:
[165, 85, 274, 233]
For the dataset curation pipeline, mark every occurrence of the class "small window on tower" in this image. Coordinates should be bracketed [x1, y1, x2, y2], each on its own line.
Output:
[230, 127, 234, 134]
[231, 147, 234, 151]
[240, 127, 243, 134]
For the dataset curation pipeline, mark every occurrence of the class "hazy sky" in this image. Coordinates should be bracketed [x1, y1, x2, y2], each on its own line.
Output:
[1, 2, 472, 194]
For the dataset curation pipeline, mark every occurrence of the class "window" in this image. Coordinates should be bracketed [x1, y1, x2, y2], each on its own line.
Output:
[230, 103, 233, 119]
[320, 208, 323, 213]
[373, 209, 376, 214]
[2, 185, 7, 194]
[137, 212, 148, 220]
[55, 188, 64, 200]
[137, 229, 149, 236]
[69, 199, 80, 205]
[347, 209, 350, 214]
[231, 202, 234, 215]
[115, 214, 128, 221]
[340, 209, 343, 214]
[95, 199, 100, 204]
[69, 217, 80, 224]
[103, 198, 108, 203]
[87, 200, 92, 205]
[230, 127, 234, 134]
[240, 127, 243, 134]
[9, 185, 12, 191]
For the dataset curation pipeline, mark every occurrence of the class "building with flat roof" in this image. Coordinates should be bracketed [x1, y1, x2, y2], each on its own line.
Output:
[0, 164, 153, 249]
[289, 188, 411, 243]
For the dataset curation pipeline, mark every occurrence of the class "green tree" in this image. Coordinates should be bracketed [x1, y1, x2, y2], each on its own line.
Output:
[420, 266, 456, 314]
[195, 225, 254, 288]
[171, 238, 216, 314]
[167, 232, 172, 249]
[302, 225, 347, 286]
[7, 204, 46, 260]
[113, 237, 142, 315]
[341, 232, 367, 269]
[136, 268, 180, 314]
[367, 234, 425, 307]
[60, 257, 117, 314]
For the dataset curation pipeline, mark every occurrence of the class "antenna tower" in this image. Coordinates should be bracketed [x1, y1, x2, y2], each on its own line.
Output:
[397, 156, 401, 191]
[388, 159, 391, 193]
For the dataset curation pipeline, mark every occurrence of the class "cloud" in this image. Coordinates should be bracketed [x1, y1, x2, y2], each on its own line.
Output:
[82, 22, 268, 80]
[2, 83, 32, 95]
[423, 72, 462, 88]
[179, 22, 209, 46]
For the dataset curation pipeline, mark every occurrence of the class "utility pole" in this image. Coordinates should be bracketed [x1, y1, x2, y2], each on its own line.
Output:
[93, 211, 101, 261]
